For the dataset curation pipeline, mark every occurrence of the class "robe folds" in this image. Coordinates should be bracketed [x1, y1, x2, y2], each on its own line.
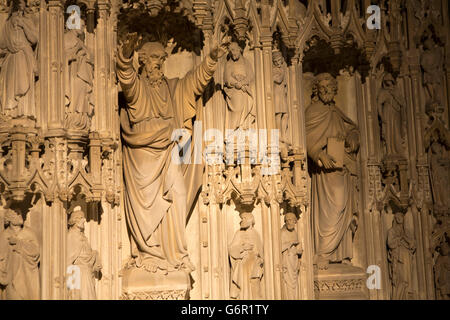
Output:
[117, 50, 217, 271]
[305, 101, 358, 262]
[0, 226, 40, 300]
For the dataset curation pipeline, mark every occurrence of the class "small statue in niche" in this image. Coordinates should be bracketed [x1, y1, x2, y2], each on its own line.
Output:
[434, 239, 450, 300]
[420, 36, 444, 103]
[229, 212, 264, 300]
[305, 73, 360, 269]
[64, 19, 94, 132]
[0, 209, 40, 300]
[377, 73, 406, 158]
[280, 212, 303, 300]
[0, 0, 38, 120]
[428, 138, 450, 214]
[387, 210, 416, 300]
[223, 41, 255, 137]
[272, 50, 290, 147]
[67, 206, 102, 300]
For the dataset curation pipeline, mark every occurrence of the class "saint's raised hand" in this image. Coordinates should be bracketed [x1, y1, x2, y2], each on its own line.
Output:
[121, 32, 142, 59]
[210, 33, 231, 61]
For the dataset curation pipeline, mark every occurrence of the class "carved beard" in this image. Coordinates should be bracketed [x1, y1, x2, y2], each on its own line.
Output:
[319, 93, 335, 104]
[144, 65, 164, 87]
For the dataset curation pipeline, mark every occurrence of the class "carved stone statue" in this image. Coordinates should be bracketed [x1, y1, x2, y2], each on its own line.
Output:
[305, 73, 359, 269]
[223, 41, 255, 136]
[0, 0, 38, 120]
[434, 239, 450, 300]
[67, 206, 102, 300]
[64, 20, 94, 132]
[272, 50, 289, 146]
[0, 209, 40, 300]
[117, 33, 229, 274]
[387, 211, 416, 300]
[420, 37, 444, 103]
[428, 140, 450, 214]
[377, 73, 406, 158]
[281, 212, 302, 300]
[229, 212, 264, 300]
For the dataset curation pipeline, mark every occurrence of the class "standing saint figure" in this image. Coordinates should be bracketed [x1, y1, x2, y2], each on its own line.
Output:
[305, 73, 360, 269]
[67, 206, 102, 300]
[387, 211, 416, 300]
[223, 41, 255, 136]
[377, 73, 406, 158]
[64, 20, 94, 131]
[229, 212, 264, 300]
[0, 0, 38, 119]
[281, 212, 303, 300]
[272, 50, 289, 146]
[434, 239, 450, 300]
[117, 33, 229, 273]
[0, 209, 40, 300]
[420, 37, 443, 102]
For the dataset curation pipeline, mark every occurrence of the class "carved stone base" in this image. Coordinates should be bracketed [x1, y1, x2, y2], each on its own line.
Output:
[314, 264, 369, 300]
[121, 267, 190, 300]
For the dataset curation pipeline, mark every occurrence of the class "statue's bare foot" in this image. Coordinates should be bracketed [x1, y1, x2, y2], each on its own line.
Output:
[182, 256, 196, 273]
[342, 258, 352, 265]
[317, 257, 329, 270]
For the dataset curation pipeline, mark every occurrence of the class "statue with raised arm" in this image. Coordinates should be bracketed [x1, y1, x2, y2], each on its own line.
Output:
[0, 0, 38, 120]
[117, 33, 229, 274]
[305, 73, 360, 270]
[272, 50, 290, 146]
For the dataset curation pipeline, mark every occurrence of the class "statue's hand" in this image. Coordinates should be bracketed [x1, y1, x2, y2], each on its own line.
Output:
[318, 150, 336, 169]
[345, 130, 360, 153]
[210, 34, 231, 61]
[120, 32, 142, 59]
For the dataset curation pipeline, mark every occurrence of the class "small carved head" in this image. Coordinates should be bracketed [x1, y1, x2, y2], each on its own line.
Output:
[393, 211, 404, 225]
[11, 0, 26, 13]
[272, 51, 284, 68]
[68, 206, 86, 231]
[229, 42, 242, 61]
[239, 212, 255, 230]
[382, 73, 395, 89]
[4, 209, 24, 227]
[284, 212, 297, 231]
[314, 73, 338, 104]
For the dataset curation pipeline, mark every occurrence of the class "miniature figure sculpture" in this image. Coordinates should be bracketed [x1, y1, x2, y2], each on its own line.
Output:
[223, 41, 255, 136]
[305, 73, 360, 269]
[67, 206, 102, 300]
[64, 20, 94, 131]
[272, 50, 289, 146]
[229, 212, 264, 300]
[117, 33, 229, 274]
[0, 209, 40, 300]
[428, 140, 450, 213]
[434, 240, 450, 300]
[281, 212, 303, 299]
[387, 211, 416, 300]
[377, 73, 406, 157]
[0, 0, 38, 119]
[420, 37, 443, 102]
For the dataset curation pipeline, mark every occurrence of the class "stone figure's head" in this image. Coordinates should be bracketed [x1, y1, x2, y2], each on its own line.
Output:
[69, 206, 86, 231]
[382, 73, 395, 89]
[314, 73, 338, 104]
[240, 212, 255, 230]
[11, 0, 26, 13]
[284, 212, 297, 231]
[229, 42, 242, 61]
[393, 211, 404, 225]
[272, 51, 284, 68]
[138, 41, 167, 82]
[4, 209, 24, 227]
[423, 37, 435, 50]
[440, 241, 449, 256]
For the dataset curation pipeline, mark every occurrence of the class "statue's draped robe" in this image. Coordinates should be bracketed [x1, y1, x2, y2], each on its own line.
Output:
[67, 228, 100, 300]
[387, 225, 415, 300]
[229, 228, 264, 300]
[281, 226, 300, 299]
[0, 226, 40, 300]
[223, 56, 254, 133]
[377, 88, 404, 156]
[0, 13, 37, 118]
[117, 50, 216, 271]
[64, 30, 94, 130]
[306, 101, 358, 262]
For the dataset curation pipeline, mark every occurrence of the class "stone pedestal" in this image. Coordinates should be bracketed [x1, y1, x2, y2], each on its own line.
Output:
[314, 264, 369, 300]
[121, 267, 191, 300]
